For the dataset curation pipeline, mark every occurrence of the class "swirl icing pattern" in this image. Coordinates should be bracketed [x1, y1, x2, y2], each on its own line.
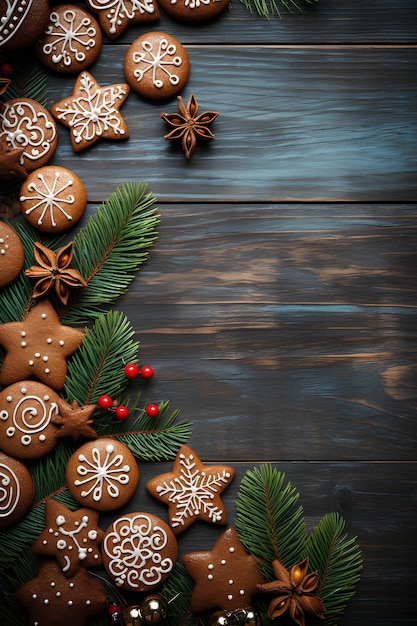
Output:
[0, 463, 19, 519]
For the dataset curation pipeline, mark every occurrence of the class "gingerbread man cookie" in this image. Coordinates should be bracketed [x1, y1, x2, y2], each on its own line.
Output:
[33, 499, 104, 576]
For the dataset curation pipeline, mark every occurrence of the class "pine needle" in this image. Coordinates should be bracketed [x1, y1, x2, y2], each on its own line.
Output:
[238, 0, 318, 19]
[305, 512, 363, 625]
[235, 464, 307, 574]
[0, 53, 48, 106]
[63, 181, 159, 325]
[161, 563, 196, 626]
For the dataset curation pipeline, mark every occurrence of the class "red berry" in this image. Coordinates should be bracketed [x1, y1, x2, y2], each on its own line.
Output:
[145, 403, 159, 418]
[1, 63, 13, 76]
[124, 363, 140, 379]
[140, 365, 154, 379]
[97, 395, 113, 409]
[115, 405, 129, 420]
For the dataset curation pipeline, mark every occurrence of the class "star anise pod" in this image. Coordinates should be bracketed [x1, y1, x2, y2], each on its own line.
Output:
[25, 241, 87, 305]
[257, 557, 325, 626]
[161, 93, 219, 159]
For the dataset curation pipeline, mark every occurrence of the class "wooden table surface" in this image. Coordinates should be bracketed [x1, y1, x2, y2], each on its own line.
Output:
[3, 0, 417, 624]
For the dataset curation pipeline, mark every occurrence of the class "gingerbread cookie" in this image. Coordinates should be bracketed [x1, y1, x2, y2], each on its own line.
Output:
[36, 5, 102, 74]
[33, 499, 103, 576]
[66, 438, 139, 511]
[146, 445, 235, 534]
[157, 0, 230, 22]
[0, 381, 61, 459]
[0, 451, 34, 528]
[102, 512, 178, 591]
[124, 31, 190, 100]
[0, 98, 57, 171]
[0, 221, 25, 288]
[20, 166, 87, 233]
[0, 299, 84, 390]
[85, 0, 159, 40]
[16, 559, 108, 626]
[50, 71, 130, 152]
[0, 0, 50, 50]
[182, 527, 266, 614]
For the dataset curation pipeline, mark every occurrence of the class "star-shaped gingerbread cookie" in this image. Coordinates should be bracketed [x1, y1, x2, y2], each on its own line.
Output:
[53, 399, 97, 440]
[146, 445, 235, 534]
[16, 560, 107, 626]
[183, 527, 266, 614]
[50, 71, 130, 152]
[0, 299, 84, 390]
[33, 499, 104, 576]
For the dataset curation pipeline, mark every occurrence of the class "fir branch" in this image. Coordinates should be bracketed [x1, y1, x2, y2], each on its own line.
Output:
[235, 464, 307, 575]
[63, 182, 159, 326]
[161, 563, 196, 626]
[304, 512, 363, 626]
[0, 53, 48, 106]
[63, 310, 139, 406]
[237, 0, 318, 19]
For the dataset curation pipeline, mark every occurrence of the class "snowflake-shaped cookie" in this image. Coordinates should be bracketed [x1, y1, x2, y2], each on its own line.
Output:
[146, 445, 235, 534]
[50, 71, 130, 152]
[86, 0, 159, 39]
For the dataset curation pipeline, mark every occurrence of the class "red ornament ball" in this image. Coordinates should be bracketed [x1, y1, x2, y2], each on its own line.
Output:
[140, 365, 154, 379]
[145, 403, 159, 418]
[115, 405, 129, 420]
[124, 363, 140, 379]
[97, 395, 113, 409]
[1, 63, 13, 76]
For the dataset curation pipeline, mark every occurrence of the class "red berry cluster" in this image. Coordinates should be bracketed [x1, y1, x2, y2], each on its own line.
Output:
[97, 364, 158, 420]
[0, 55, 13, 78]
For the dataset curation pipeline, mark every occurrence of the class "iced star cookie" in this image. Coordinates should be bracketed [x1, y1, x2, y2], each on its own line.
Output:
[102, 512, 178, 591]
[157, 0, 230, 22]
[33, 499, 104, 576]
[85, 0, 159, 40]
[0, 221, 25, 288]
[0, 381, 61, 459]
[146, 445, 235, 534]
[36, 4, 102, 74]
[0, 98, 57, 171]
[124, 31, 190, 100]
[66, 438, 139, 511]
[20, 166, 87, 233]
[0, 0, 50, 50]
[50, 71, 130, 152]
[182, 527, 266, 614]
[16, 560, 108, 626]
[0, 299, 84, 390]
[0, 451, 34, 528]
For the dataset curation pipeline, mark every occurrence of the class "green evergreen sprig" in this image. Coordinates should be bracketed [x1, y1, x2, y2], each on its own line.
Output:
[0, 53, 48, 106]
[63, 181, 159, 326]
[238, 0, 319, 19]
[161, 563, 196, 626]
[305, 512, 363, 626]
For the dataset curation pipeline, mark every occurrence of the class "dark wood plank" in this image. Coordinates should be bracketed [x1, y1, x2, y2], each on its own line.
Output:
[46, 46, 417, 203]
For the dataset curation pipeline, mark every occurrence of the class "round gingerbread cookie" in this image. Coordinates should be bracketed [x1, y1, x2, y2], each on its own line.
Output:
[36, 5, 102, 74]
[0, 451, 34, 528]
[0, 0, 50, 50]
[124, 31, 190, 100]
[157, 0, 229, 22]
[0, 98, 57, 172]
[102, 512, 178, 591]
[0, 221, 25, 288]
[0, 381, 61, 459]
[20, 166, 87, 233]
[66, 438, 139, 511]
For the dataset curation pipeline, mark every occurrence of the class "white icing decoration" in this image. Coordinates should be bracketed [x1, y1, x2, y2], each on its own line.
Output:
[54, 72, 128, 144]
[0, 100, 56, 164]
[0, 0, 34, 46]
[1, 393, 59, 448]
[88, 0, 155, 35]
[132, 38, 182, 89]
[20, 171, 75, 228]
[42, 8, 97, 68]
[74, 445, 130, 501]
[102, 513, 174, 589]
[0, 462, 20, 519]
[154, 450, 231, 528]
[171, 0, 222, 7]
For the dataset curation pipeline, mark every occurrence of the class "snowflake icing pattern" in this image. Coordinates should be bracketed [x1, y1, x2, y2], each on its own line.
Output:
[154, 449, 234, 529]
[75, 443, 131, 502]
[133, 38, 182, 88]
[53, 72, 129, 145]
[42, 8, 98, 67]
[20, 170, 75, 227]
[88, 0, 156, 36]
